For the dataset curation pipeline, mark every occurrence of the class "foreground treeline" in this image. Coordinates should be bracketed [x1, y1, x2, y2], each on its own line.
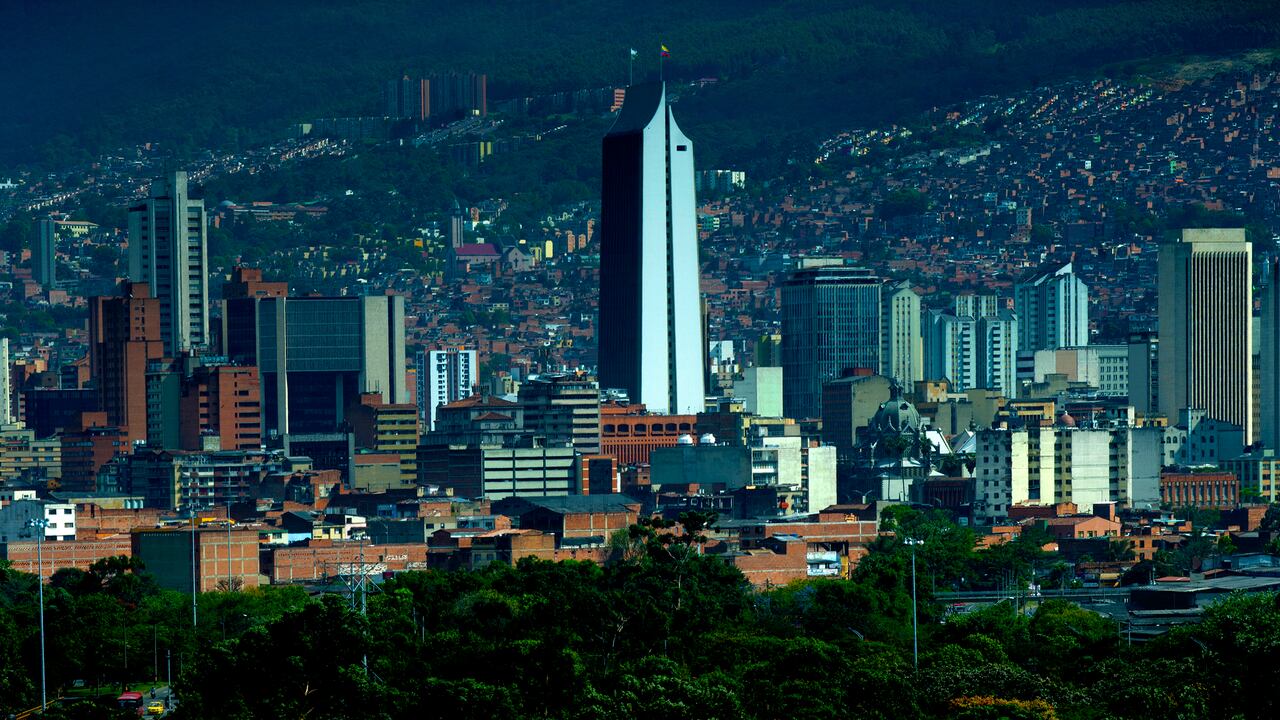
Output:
[2, 511, 1280, 719]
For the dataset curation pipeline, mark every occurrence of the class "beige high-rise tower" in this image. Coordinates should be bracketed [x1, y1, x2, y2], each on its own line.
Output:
[1158, 228, 1253, 442]
[128, 171, 210, 356]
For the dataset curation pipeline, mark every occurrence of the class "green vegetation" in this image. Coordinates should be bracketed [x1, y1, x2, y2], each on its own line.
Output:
[4, 1, 1280, 172]
[3, 510, 1280, 718]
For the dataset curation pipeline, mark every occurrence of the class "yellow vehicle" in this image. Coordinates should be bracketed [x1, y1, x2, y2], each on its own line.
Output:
[147, 701, 165, 715]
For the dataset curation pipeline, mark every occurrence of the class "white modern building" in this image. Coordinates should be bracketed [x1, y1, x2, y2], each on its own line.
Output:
[598, 82, 705, 414]
[128, 171, 210, 356]
[416, 348, 478, 430]
[973, 424, 1162, 524]
[1014, 262, 1090, 351]
[0, 499, 77, 543]
[881, 280, 923, 385]
[735, 366, 783, 418]
[0, 338, 10, 425]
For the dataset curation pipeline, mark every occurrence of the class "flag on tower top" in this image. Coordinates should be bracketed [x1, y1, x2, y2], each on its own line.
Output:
[661, 45, 670, 57]
[630, 48, 638, 57]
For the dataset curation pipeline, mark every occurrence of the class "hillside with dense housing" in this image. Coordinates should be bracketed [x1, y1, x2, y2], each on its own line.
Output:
[3, 0, 1280, 168]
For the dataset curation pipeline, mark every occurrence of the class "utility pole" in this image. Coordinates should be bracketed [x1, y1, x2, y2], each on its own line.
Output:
[226, 500, 234, 591]
[190, 496, 199, 628]
[904, 538, 924, 670]
[25, 517, 48, 713]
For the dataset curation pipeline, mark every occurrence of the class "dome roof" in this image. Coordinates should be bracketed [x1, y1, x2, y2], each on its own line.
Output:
[1056, 410, 1077, 427]
[870, 381, 922, 435]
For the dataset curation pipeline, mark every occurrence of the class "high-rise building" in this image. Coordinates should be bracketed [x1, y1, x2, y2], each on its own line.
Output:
[954, 294, 1000, 319]
[780, 265, 881, 420]
[416, 348, 478, 430]
[924, 311, 976, 391]
[1014, 262, 1090, 351]
[128, 171, 210, 356]
[598, 82, 705, 415]
[223, 294, 407, 437]
[1260, 257, 1280, 450]
[347, 392, 419, 484]
[1127, 330, 1159, 415]
[0, 339, 10, 425]
[385, 73, 487, 122]
[1158, 228, 1253, 441]
[519, 374, 602, 455]
[34, 217, 56, 288]
[977, 311, 1019, 397]
[89, 283, 165, 445]
[880, 280, 922, 385]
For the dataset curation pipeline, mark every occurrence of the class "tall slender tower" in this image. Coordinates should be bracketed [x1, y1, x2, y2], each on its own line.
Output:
[598, 82, 704, 414]
[0, 338, 11, 425]
[128, 171, 210, 356]
[34, 218, 56, 288]
[1158, 228, 1253, 441]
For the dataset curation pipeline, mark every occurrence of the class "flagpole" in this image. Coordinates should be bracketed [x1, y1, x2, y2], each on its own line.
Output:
[629, 52, 633, 87]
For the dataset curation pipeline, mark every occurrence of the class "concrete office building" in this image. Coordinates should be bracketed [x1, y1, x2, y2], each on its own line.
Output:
[782, 265, 881, 419]
[34, 217, 56, 288]
[924, 311, 976, 391]
[223, 294, 407, 438]
[598, 82, 705, 415]
[954, 294, 1001, 319]
[128, 172, 210, 356]
[977, 311, 1019, 397]
[0, 339, 10, 425]
[347, 392, 419, 484]
[973, 425, 1162, 524]
[417, 441, 579, 500]
[734, 366, 783, 418]
[519, 374, 601, 455]
[881, 281, 923, 385]
[1260, 256, 1280, 451]
[416, 348, 478, 430]
[1014, 262, 1090, 351]
[1128, 330, 1159, 415]
[1158, 228, 1253, 442]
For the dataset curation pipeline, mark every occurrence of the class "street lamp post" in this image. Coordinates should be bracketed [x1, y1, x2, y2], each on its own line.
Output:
[904, 537, 925, 670]
[25, 517, 49, 713]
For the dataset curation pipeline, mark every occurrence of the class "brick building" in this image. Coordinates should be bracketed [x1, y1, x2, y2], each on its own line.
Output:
[131, 524, 262, 592]
[59, 412, 130, 492]
[1160, 472, 1240, 509]
[89, 282, 164, 445]
[0, 536, 133, 580]
[600, 403, 697, 466]
[264, 540, 430, 584]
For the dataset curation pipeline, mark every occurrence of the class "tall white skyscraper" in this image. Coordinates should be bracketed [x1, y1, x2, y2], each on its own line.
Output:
[598, 82, 704, 414]
[128, 171, 209, 356]
[0, 338, 11, 425]
[881, 280, 922, 385]
[416, 348, 478, 430]
[1014, 262, 1090, 351]
[1158, 228, 1253, 442]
